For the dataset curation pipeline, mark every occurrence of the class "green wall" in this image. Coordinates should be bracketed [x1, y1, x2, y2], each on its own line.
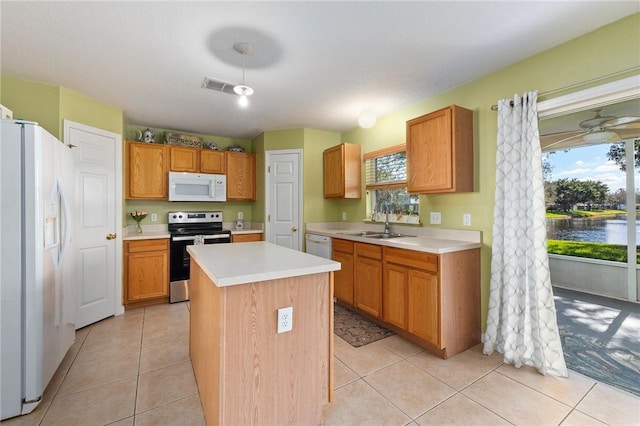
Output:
[340, 13, 640, 328]
[254, 128, 342, 228]
[1, 77, 62, 136]
[1, 76, 123, 138]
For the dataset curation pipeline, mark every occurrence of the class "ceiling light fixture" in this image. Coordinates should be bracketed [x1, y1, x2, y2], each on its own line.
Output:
[582, 130, 616, 144]
[358, 108, 376, 129]
[232, 42, 254, 108]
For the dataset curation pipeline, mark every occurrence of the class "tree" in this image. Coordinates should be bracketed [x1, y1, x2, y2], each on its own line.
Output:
[607, 139, 640, 171]
[554, 179, 585, 212]
[552, 178, 609, 211]
[606, 188, 626, 208]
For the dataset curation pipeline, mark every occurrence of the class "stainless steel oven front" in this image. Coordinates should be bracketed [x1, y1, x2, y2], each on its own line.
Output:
[168, 211, 231, 303]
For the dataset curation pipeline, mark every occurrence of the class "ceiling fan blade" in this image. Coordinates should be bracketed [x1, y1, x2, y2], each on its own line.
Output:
[541, 131, 586, 150]
[601, 116, 640, 127]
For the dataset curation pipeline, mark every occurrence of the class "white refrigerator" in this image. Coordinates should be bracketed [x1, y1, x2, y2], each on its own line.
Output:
[1, 120, 76, 420]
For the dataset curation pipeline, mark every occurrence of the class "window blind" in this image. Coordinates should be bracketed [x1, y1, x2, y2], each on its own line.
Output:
[364, 144, 406, 190]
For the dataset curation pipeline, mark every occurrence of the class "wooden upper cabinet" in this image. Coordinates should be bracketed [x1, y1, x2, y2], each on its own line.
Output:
[200, 150, 226, 174]
[226, 152, 256, 200]
[323, 143, 361, 198]
[406, 105, 473, 194]
[126, 141, 169, 199]
[170, 146, 199, 172]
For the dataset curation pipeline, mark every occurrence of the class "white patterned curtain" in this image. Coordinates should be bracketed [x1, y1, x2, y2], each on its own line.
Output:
[483, 91, 568, 377]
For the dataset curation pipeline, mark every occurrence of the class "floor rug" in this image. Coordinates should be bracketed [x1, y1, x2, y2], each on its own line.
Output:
[553, 287, 640, 396]
[334, 303, 394, 347]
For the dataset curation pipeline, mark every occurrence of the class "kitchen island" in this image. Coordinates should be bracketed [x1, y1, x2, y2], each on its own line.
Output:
[187, 242, 340, 426]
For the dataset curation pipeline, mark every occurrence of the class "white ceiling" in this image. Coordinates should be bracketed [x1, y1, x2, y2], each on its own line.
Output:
[2, 1, 638, 139]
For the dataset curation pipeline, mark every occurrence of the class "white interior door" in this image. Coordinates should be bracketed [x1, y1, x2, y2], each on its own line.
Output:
[266, 150, 302, 250]
[64, 120, 122, 329]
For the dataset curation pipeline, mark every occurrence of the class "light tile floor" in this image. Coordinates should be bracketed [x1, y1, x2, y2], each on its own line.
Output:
[3, 302, 639, 426]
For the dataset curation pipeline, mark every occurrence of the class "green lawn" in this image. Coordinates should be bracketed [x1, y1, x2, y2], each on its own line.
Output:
[547, 239, 639, 263]
[546, 209, 626, 219]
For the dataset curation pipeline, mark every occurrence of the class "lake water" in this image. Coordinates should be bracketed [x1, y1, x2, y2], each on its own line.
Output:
[547, 216, 639, 245]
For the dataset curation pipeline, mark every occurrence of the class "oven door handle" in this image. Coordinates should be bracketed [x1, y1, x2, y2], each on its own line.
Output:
[171, 234, 229, 242]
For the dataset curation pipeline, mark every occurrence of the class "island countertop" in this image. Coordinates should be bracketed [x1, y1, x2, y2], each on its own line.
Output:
[187, 241, 340, 287]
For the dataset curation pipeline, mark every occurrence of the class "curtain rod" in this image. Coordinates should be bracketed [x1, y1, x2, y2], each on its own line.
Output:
[490, 66, 640, 111]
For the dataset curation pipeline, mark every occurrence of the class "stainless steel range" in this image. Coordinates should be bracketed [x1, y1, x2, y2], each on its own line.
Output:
[168, 211, 231, 303]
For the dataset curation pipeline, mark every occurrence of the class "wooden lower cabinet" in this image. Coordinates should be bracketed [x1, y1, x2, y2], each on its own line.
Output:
[333, 236, 480, 359]
[124, 239, 169, 307]
[231, 233, 262, 243]
[382, 263, 408, 329]
[332, 239, 354, 305]
[353, 243, 382, 318]
[406, 268, 439, 346]
[384, 245, 479, 358]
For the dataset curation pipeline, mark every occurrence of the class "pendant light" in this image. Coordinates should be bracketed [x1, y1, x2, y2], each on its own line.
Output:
[233, 42, 254, 108]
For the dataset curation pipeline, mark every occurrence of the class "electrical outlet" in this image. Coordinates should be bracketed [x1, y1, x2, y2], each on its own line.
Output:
[342, 211, 347, 221]
[277, 306, 293, 333]
[237, 211, 244, 220]
[463, 213, 472, 226]
[150, 213, 158, 222]
[430, 212, 441, 225]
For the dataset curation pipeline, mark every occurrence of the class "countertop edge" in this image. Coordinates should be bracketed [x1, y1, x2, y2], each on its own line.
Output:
[188, 242, 340, 287]
[306, 229, 481, 254]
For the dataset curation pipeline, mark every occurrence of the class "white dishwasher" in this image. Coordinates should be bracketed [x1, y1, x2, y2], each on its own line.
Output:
[305, 233, 332, 259]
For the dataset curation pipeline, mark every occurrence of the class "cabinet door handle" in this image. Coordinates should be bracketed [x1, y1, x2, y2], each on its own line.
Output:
[291, 226, 298, 232]
[106, 233, 117, 240]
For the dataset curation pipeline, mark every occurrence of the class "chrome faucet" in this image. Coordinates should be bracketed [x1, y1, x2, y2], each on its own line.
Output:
[373, 200, 392, 234]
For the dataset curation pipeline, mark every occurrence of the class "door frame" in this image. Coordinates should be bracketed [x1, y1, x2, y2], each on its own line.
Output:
[63, 120, 124, 318]
[538, 75, 639, 302]
[265, 149, 303, 250]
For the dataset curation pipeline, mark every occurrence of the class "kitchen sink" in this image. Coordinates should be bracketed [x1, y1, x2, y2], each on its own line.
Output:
[339, 231, 415, 239]
[364, 233, 415, 239]
[338, 230, 383, 237]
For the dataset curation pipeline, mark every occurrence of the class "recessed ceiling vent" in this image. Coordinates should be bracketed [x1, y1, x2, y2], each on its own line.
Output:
[201, 77, 237, 95]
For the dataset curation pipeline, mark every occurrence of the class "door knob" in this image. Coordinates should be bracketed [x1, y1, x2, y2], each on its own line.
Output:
[106, 233, 117, 240]
[291, 226, 298, 232]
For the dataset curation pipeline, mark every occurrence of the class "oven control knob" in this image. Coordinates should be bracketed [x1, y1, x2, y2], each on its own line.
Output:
[172, 214, 177, 219]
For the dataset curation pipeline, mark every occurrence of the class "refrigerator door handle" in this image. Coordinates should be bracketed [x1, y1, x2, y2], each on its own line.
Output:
[57, 178, 71, 267]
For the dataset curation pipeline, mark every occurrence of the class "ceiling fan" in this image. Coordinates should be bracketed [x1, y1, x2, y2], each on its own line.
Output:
[541, 107, 640, 150]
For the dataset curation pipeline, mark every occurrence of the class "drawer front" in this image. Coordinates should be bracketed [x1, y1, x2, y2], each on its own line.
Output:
[332, 238, 354, 254]
[384, 247, 437, 273]
[355, 242, 382, 260]
[127, 238, 169, 253]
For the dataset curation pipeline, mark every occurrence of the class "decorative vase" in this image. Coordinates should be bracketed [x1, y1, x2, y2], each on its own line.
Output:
[136, 222, 143, 234]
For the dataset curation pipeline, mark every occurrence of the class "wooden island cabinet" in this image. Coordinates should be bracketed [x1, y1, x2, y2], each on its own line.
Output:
[187, 242, 339, 425]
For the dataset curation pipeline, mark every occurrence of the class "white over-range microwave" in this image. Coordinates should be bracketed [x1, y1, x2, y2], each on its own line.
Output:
[168, 172, 227, 202]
